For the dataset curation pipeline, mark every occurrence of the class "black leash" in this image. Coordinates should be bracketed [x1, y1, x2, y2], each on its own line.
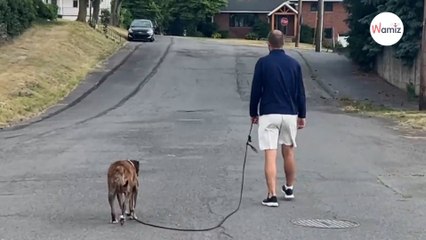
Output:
[134, 123, 258, 231]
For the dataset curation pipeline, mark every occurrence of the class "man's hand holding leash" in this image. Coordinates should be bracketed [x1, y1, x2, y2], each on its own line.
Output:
[251, 116, 259, 124]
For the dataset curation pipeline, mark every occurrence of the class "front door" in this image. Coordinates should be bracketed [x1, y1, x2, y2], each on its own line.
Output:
[274, 15, 295, 36]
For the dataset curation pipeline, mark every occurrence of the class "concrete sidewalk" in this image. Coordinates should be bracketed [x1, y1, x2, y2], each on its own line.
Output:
[295, 50, 418, 111]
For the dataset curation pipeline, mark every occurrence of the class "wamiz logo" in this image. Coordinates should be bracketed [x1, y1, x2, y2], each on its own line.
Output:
[370, 12, 404, 46]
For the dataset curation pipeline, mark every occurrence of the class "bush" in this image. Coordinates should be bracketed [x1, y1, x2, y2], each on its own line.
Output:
[45, 3, 58, 20]
[120, 7, 132, 29]
[32, 0, 53, 20]
[245, 32, 259, 40]
[0, 0, 54, 39]
[252, 20, 269, 39]
[335, 40, 345, 49]
[218, 30, 229, 38]
[211, 32, 221, 39]
[300, 24, 314, 44]
[191, 31, 204, 37]
[322, 40, 334, 49]
[100, 9, 111, 27]
[197, 21, 218, 38]
[0, 23, 7, 43]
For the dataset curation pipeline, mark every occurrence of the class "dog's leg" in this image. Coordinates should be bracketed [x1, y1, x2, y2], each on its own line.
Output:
[117, 193, 126, 225]
[131, 187, 138, 220]
[126, 191, 133, 219]
[108, 192, 118, 224]
[122, 193, 131, 222]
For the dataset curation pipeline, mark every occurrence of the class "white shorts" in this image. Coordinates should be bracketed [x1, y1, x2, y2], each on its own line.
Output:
[258, 114, 298, 150]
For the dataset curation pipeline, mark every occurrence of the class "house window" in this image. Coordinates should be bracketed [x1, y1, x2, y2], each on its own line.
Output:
[73, 0, 78, 8]
[311, 2, 333, 12]
[229, 14, 256, 27]
[324, 2, 333, 11]
[324, 28, 333, 39]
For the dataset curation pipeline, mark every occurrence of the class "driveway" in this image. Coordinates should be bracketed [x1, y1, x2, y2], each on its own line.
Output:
[0, 36, 425, 240]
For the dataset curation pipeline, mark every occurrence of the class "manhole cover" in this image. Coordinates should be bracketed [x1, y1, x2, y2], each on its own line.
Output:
[291, 219, 359, 229]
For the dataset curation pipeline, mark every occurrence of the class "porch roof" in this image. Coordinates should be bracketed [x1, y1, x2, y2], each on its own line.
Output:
[267, 1, 298, 16]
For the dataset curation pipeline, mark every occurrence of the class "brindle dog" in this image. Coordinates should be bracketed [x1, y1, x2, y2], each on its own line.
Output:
[107, 159, 140, 225]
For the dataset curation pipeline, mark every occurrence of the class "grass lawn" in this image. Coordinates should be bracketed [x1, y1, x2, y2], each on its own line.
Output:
[110, 26, 128, 39]
[0, 20, 124, 128]
[340, 98, 426, 131]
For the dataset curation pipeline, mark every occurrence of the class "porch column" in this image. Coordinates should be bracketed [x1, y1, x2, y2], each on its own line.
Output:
[293, 14, 297, 38]
[271, 14, 275, 31]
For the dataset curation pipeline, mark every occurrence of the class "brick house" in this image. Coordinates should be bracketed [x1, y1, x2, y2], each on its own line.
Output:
[213, 0, 349, 40]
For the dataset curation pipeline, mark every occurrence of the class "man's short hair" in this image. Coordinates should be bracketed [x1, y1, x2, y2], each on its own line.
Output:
[268, 30, 284, 48]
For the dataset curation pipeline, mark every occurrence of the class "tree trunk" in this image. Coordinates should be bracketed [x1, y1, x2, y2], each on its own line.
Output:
[92, 0, 101, 25]
[420, 0, 426, 110]
[111, 0, 123, 26]
[315, 0, 324, 52]
[77, 0, 88, 22]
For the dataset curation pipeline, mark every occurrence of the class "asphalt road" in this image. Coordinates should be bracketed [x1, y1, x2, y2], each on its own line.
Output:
[1, 36, 425, 240]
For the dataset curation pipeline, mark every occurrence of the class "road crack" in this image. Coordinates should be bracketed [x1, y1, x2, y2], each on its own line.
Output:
[377, 176, 413, 198]
[219, 226, 234, 239]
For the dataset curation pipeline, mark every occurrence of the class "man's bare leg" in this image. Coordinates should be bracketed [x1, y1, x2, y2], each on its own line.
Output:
[264, 149, 278, 196]
[282, 145, 295, 199]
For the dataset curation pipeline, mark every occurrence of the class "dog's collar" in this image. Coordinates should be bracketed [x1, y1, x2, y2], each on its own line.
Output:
[127, 159, 135, 169]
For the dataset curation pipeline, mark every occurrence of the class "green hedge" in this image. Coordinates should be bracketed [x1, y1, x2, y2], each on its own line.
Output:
[252, 20, 270, 39]
[0, 0, 55, 38]
[300, 24, 314, 44]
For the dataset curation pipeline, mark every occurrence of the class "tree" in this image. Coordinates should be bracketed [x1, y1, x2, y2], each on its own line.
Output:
[344, 0, 423, 70]
[123, 0, 159, 19]
[380, 0, 423, 65]
[343, 0, 380, 70]
[420, 0, 426, 110]
[345, 0, 425, 109]
[121, 0, 226, 36]
[77, 0, 88, 22]
[122, 0, 164, 32]
[92, 0, 101, 25]
[111, 0, 124, 26]
[169, 0, 227, 35]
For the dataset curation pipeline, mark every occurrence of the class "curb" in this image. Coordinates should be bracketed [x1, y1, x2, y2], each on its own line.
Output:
[294, 49, 338, 99]
[1, 41, 140, 132]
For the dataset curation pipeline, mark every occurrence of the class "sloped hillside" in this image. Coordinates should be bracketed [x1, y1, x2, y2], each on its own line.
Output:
[0, 21, 123, 127]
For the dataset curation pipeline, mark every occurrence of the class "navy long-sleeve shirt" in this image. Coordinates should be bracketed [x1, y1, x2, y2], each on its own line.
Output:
[249, 49, 306, 119]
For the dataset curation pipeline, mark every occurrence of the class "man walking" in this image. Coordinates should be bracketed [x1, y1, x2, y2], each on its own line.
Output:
[250, 30, 306, 207]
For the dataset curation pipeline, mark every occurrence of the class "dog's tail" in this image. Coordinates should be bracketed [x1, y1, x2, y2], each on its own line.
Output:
[114, 166, 129, 188]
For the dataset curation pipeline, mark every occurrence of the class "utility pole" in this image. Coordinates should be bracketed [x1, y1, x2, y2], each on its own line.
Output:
[295, 0, 303, 47]
[315, 0, 324, 52]
[420, 0, 426, 110]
